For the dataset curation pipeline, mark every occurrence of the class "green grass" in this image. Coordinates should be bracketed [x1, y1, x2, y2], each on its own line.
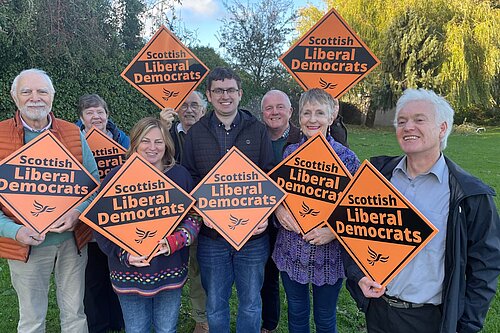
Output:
[0, 126, 498, 332]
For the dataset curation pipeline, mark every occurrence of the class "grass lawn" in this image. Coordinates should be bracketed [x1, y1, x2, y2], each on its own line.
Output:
[0, 126, 498, 332]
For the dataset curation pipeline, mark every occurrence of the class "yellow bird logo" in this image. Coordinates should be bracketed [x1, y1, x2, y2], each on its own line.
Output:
[367, 246, 389, 266]
[228, 214, 249, 230]
[299, 202, 320, 218]
[31, 200, 56, 217]
[135, 228, 157, 244]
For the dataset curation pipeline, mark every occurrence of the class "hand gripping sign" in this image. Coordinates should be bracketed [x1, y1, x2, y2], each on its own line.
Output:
[0, 131, 99, 234]
[121, 25, 210, 110]
[279, 7, 380, 99]
[268, 132, 352, 235]
[190, 147, 287, 250]
[84, 127, 127, 181]
[80, 153, 195, 262]
[328, 160, 438, 286]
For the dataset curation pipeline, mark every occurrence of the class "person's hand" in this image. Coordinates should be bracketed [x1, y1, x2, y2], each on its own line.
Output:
[15, 226, 46, 246]
[48, 209, 80, 233]
[274, 204, 301, 234]
[358, 276, 385, 298]
[128, 254, 150, 267]
[159, 108, 176, 129]
[253, 219, 268, 235]
[202, 217, 214, 229]
[155, 238, 171, 256]
[303, 226, 335, 246]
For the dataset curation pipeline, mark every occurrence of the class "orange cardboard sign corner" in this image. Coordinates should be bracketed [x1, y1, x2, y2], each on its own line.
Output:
[121, 25, 210, 110]
[85, 127, 127, 181]
[279, 8, 380, 99]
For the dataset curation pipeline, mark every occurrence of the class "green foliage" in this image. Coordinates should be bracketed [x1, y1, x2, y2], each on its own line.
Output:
[218, 0, 297, 95]
[298, 0, 499, 125]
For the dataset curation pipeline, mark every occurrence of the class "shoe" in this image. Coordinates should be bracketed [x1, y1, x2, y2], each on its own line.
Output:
[193, 322, 209, 333]
[261, 329, 276, 333]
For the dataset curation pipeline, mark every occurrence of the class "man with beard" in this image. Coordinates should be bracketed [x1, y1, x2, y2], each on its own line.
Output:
[0, 68, 99, 333]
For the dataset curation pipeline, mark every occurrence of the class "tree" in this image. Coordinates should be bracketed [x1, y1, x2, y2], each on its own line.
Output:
[217, 0, 297, 94]
[296, 0, 499, 125]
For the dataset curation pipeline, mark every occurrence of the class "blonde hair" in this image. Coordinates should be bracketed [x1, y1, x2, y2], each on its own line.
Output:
[127, 117, 175, 169]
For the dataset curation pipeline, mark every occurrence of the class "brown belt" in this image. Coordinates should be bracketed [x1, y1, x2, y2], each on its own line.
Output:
[381, 295, 434, 309]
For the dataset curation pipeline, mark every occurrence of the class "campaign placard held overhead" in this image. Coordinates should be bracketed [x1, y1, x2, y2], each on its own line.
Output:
[0, 131, 99, 234]
[85, 127, 127, 181]
[268, 132, 352, 234]
[191, 147, 287, 250]
[121, 25, 210, 110]
[279, 8, 380, 98]
[80, 153, 195, 261]
[328, 160, 438, 286]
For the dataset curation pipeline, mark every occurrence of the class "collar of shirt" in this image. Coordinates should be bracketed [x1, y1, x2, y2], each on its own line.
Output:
[176, 122, 187, 134]
[210, 110, 241, 130]
[21, 115, 52, 133]
[393, 154, 447, 183]
[278, 125, 290, 140]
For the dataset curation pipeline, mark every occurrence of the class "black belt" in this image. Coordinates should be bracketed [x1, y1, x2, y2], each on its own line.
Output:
[381, 295, 435, 309]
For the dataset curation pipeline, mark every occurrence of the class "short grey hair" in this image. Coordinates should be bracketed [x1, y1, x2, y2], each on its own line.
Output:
[11, 68, 55, 97]
[299, 88, 339, 119]
[395, 88, 454, 150]
[260, 89, 292, 111]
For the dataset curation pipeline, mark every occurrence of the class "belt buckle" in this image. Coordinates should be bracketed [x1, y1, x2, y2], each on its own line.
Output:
[383, 295, 410, 309]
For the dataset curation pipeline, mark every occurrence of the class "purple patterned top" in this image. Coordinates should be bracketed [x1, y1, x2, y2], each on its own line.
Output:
[272, 135, 360, 286]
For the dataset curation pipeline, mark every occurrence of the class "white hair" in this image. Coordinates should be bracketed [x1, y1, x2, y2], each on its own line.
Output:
[11, 68, 55, 97]
[395, 88, 454, 150]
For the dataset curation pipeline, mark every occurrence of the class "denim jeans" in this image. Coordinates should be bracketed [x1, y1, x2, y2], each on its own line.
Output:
[197, 234, 269, 333]
[281, 271, 343, 333]
[117, 288, 182, 333]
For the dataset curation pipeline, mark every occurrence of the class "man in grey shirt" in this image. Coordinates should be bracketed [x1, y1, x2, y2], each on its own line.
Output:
[343, 88, 500, 333]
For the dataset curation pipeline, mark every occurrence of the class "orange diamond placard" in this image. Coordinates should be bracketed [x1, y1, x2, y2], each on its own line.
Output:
[85, 127, 127, 181]
[328, 160, 438, 286]
[80, 153, 195, 261]
[279, 8, 380, 98]
[0, 131, 99, 234]
[268, 132, 352, 235]
[191, 147, 287, 250]
[121, 25, 210, 110]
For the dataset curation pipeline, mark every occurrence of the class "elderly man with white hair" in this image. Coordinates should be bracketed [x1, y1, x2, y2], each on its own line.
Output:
[0, 68, 99, 333]
[343, 88, 500, 333]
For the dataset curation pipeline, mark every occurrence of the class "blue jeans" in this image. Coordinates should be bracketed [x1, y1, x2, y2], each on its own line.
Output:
[281, 271, 343, 333]
[117, 288, 181, 333]
[197, 234, 269, 333]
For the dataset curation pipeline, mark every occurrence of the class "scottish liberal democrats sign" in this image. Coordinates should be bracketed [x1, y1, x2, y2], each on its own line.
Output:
[280, 8, 380, 98]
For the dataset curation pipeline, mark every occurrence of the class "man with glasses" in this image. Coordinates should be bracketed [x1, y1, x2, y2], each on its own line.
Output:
[182, 67, 274, 333]
[160, 91, 209, 333]
[161, 91, 207, 164]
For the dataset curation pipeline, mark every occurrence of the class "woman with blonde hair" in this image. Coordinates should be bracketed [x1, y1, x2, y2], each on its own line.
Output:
[95, 117, 202, 333]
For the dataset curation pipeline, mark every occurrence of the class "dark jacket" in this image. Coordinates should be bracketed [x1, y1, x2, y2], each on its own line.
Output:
[76, 119, 130, 149]
[169, 121, 185, 164]
[343, 155, 500, 333]
[182, 109, 274, 239]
